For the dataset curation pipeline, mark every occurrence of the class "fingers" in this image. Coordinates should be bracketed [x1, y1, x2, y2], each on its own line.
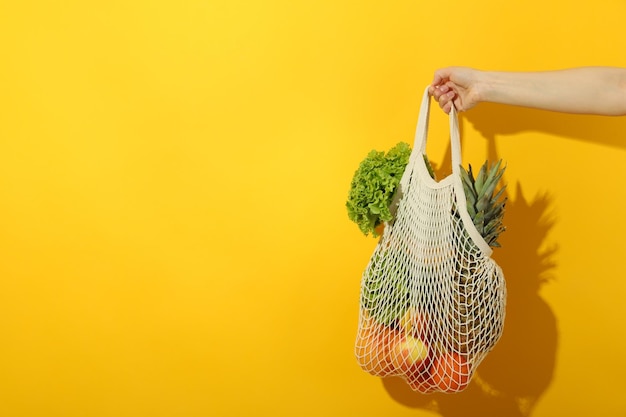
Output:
[431, 67, 453, 86]
[429, 84, 456, 114]
[428, 73, 449, 95]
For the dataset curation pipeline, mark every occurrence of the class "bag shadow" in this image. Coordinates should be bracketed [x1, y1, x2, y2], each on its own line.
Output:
[381, 115, 559, 417]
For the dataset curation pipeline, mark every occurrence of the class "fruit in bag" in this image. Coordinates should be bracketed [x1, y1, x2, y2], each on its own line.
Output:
[430, 352, 471, 392]
[355, 314, 399, 376]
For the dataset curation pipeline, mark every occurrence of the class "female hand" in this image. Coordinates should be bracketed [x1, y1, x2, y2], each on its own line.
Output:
[428, 67, 482, 114]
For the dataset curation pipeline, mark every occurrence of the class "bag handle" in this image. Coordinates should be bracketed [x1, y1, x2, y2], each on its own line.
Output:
[391, 86, 462, 218]
[412, 86, 462, 175]
[391, 86, 493, 256]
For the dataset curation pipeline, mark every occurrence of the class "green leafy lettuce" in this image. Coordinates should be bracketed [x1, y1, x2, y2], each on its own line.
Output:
[346, 142, 411, 237]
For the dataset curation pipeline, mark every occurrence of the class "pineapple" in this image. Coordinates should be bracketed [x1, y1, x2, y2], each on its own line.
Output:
[451, 160, 507, 354]
[460, 160, 507, 248]
[421, 158, 507, 355]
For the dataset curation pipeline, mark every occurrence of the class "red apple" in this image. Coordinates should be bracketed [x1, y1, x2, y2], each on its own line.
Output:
[391, 334, 431, 376]
[407, 371, 436, 394]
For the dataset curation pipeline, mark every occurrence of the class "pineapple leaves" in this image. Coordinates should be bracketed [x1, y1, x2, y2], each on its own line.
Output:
[460, 160, 507, 248]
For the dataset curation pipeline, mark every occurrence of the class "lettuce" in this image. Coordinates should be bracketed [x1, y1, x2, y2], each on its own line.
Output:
[346, 142, 411, 237]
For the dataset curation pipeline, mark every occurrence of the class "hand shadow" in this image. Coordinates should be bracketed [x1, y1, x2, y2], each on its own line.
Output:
[464, 102, 626, 150]
[382, 114, 559, 417]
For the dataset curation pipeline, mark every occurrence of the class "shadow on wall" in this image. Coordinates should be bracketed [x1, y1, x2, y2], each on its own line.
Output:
[381, 105, 568, 417]
[464, 102, 626, 150]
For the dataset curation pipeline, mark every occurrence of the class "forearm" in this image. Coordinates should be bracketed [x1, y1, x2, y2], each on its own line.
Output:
[477, 67, 626, 116]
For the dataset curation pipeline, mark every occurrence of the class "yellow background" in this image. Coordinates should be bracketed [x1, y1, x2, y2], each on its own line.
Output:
[1, 1, 625, 416]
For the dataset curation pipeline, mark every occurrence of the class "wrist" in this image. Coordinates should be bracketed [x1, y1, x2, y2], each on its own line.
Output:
[473, 70, 495, 104]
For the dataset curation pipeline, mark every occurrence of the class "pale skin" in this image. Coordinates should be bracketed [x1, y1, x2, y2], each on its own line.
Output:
[428, 66, 626, 116]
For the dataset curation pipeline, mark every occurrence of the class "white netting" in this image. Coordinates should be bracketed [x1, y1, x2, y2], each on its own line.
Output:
[355, 88, 506, 394]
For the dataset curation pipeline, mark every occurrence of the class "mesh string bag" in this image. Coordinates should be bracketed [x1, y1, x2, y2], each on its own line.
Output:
[354, 87, 507, 394]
